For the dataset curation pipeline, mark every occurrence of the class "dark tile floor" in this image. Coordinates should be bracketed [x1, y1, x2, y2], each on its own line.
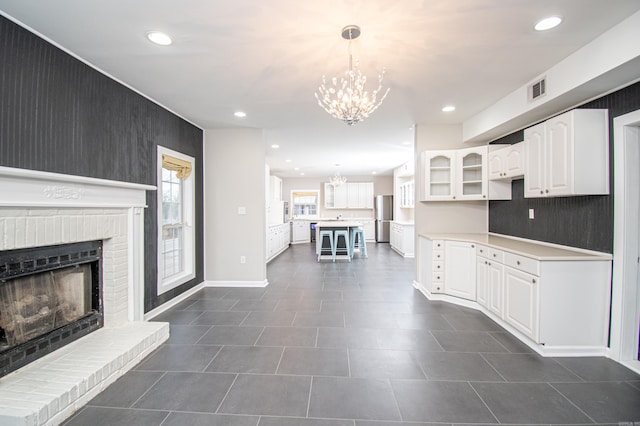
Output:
[63, 243, 640, 425]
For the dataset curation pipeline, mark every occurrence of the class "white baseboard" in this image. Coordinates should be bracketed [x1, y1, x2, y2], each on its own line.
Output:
[144, 282, 205, 320]
[204, 279, 269, 288]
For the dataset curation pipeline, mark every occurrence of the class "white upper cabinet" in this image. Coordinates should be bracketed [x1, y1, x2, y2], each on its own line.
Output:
[420, 146, 511, 201]
[399, 180, 414, 208]
[456, 147, 487, 200]
[324, 182, 374, 209]
[488, 142, 525, 180]
[524, 109, 609, 198]
[421, 150, 455, 200]
[269, 175, 282, 201]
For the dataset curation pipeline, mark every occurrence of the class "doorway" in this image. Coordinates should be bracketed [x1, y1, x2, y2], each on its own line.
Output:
[610, 109, 640, 374]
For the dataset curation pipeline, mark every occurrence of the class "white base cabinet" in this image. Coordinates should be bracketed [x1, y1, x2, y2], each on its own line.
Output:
[266, 223, 290, 262]
[390, 222, 415, 257]
[419, 238, 445, 294]
[504, 266, 538, 341]
[361, 220, 376, 242]
[291, 221, 311, 243]
[444, 241, 476, 300]
[418, 235, 612, 354]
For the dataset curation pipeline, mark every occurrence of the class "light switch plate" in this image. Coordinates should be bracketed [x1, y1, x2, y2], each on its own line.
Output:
[238, 207, 246, 215]
[529, 208, 535, 219]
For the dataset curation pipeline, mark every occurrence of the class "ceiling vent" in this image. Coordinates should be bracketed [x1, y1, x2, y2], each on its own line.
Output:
[528, 77, 547, 102]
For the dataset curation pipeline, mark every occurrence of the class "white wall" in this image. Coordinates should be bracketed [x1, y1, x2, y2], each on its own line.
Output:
[204, 128, 267, 285]
[414, 124, 488, 237]
[281, 175, 393, 219]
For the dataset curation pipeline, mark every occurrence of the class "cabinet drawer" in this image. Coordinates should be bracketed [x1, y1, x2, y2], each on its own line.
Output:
[487, 248, 504, 263]
[433, 261, 444, 272]
[504, 252, 539, 276]
[476, 244, 489, 258]
[433, 272, 444, 282]
[433, 250, 444, 261]
[432, 240, 445, 250]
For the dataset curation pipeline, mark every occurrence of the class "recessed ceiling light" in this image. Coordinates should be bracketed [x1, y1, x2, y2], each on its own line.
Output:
[234, 111, 246, 118]
[372, 171, 377, 175]
[402, 141, 412, 146]
[300, 172, 305, 176]
[294, 167, 300, 171]
[442, 105, 456, 112]
[285, 159, 292, 163]
[535, 16, 562, 31]
[271, 144, 280, 149]
[146, 31, 172, 46]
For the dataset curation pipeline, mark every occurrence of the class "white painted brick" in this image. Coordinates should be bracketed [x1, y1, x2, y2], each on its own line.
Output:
[52, 217, 62, 244]
[0, 408, 38, 426]
[15, 216, 26, 247]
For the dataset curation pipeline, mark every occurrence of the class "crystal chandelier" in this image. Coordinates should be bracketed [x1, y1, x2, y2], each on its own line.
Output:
[315, 25, 389, 126]
[329, 171, 347, 186]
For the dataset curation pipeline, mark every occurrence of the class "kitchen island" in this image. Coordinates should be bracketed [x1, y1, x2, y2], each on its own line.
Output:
[315, 221, 364, 260]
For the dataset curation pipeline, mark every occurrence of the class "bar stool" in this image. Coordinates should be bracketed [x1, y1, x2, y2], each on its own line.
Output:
[317, 230, 335, 262]
[333, 229, 351, 261]
[350, 227, 368, 259]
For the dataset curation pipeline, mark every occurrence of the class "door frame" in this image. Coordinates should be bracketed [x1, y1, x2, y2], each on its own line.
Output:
[610, 109, 640, 374]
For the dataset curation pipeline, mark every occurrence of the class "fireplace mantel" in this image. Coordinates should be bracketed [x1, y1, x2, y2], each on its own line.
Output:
[0, 166, 155, 208]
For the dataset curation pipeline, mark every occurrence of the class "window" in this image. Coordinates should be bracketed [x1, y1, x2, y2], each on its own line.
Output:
[157, 146, 195, 295]
[291, 190, 319, 218]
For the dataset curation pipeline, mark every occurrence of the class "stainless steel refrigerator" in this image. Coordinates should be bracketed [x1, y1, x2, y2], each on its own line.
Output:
[374, 195, 393, 242]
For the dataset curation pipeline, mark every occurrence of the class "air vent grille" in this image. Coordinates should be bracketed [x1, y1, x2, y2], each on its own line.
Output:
[528, 77, 546, 102]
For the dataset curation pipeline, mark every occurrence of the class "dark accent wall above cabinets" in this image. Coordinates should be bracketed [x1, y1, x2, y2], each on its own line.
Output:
[489, 180, 613, 253]
[488, 80, 640, 254]
[0, 15, 204, 312]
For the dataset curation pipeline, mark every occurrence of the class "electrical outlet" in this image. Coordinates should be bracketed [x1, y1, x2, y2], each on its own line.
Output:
[529, 208, 535, 220]
[240, 256, 246, 264]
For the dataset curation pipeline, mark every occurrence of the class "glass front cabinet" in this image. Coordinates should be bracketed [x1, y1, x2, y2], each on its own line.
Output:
[420, 147, 490, 201]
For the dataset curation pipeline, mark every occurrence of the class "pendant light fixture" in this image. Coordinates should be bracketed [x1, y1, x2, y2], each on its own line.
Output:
[315, 25, 389, 126]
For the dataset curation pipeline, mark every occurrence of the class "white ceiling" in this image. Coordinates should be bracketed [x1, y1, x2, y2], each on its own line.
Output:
[1, 0, 639, 177]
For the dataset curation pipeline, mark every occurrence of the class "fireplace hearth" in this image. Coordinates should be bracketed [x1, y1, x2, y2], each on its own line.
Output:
[0, 241, 103, 377]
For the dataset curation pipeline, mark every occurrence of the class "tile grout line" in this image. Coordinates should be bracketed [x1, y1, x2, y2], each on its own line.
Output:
[548, 382, 598, 424]
[467, 381, 501, 424]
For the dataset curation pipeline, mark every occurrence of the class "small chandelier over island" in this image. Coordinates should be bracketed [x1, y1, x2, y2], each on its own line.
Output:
[329, 171, 347, 186]
[315, 25, 389, 126]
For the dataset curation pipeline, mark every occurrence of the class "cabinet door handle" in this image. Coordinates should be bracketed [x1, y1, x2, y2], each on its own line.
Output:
[480, 249, 483, 253]
[540, 190, 544, 194]
[488, 262, 491, 266]
[532, 278, 536, 283]
[493, 253, 496, 257]
[516, 260, 521, 265]
[471, 244, 475, 248]
[545, 189, 549, 193]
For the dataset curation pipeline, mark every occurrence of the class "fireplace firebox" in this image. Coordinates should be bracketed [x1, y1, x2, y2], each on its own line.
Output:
[0, 241, 103, 377]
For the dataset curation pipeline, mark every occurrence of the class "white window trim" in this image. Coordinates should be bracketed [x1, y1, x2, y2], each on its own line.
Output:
[157, 145, 196, 295]
[290, 189, 320, 219]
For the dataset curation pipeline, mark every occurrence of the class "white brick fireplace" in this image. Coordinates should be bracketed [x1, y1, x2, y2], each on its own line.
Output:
[0, 166, 169, 426]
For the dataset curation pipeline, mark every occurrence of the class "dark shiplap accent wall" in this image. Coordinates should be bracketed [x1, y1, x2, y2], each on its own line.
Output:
[0, 15, 204, 312]
[489, 81, 640, 253]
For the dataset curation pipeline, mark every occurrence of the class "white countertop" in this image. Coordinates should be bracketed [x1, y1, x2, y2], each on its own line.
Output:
[316, 221, 364, 228]
[419, 232, 612, 261]
[291, 217, 374, 222]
